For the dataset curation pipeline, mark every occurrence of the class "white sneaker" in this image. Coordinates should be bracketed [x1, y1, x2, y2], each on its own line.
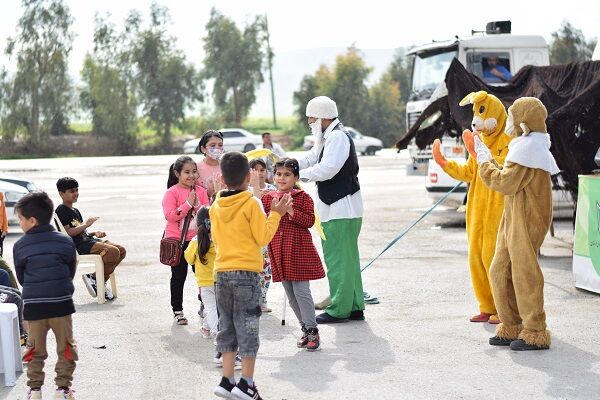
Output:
[82, 273, 97, 297]
[54, 387, 76, 399]
[104, 286, 114, 301]
[26, 388, 41, 400]
[213, 352, 241, 370]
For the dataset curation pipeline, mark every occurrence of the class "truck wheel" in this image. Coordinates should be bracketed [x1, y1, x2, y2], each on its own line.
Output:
[243, 144, 256, 152]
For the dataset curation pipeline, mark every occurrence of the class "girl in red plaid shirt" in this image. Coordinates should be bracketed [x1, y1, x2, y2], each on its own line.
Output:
[261, 158, 325, 351]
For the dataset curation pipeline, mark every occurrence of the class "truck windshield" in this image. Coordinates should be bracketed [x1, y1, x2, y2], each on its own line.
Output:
[411, 50, 457, 99]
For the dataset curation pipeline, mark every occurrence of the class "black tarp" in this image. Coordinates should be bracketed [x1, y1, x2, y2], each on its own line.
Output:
[396, 59, 600, 196]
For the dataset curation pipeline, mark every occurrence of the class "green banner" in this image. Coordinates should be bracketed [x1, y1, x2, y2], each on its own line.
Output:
[574, 176, 600, 276]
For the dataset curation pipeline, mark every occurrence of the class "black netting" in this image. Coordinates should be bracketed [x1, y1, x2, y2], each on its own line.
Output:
[396, 59, 600, 197]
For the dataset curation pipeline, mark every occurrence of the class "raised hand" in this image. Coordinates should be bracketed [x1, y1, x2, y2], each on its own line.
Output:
[474, 135, 492, 164]
[187, 189, 197, 207]
[271, 193, 293, 216]
[462, 129, 477, 158]
[432, 139, 448, 168]
[85, 217, 99, 228]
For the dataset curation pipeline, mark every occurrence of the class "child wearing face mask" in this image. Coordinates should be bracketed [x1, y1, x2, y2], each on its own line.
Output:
[197, 130, 225, 197]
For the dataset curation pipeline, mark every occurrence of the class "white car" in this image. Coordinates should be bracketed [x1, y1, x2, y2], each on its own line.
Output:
[182, 128, 263, 154]
[0, 180, 29, 225]
[303, 126, 383, 155]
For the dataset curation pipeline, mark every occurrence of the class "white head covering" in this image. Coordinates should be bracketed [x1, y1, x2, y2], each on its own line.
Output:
[505, 132, 560, 175]
[306, 96, 338, 119]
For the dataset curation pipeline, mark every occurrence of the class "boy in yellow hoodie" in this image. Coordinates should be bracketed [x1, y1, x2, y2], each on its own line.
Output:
[210, 151, 291, 400]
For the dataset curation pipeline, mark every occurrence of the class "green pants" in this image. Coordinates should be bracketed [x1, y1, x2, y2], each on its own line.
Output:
[321, 218, 364, 318]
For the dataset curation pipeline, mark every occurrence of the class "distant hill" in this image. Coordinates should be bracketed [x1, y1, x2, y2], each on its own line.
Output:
[250, 47, 400, 118]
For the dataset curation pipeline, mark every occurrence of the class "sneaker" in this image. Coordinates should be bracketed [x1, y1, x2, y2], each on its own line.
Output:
[54, 387, 76, 399]
[306, 328, 320, 352]
[82, 273, 97, 297]
[214, 377, 236, 399]
[173, 311, 188, 325]
[214, 352, 242, 370]
[296, 327, 308, 348]
[104, 285, 114, 301]
[260, 304, 272, 313]
[26, 388, 42, 400]
[231, 378, 263, 400]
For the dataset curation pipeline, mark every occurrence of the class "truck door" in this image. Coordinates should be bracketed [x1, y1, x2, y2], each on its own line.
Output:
[513, 49, 548, 71]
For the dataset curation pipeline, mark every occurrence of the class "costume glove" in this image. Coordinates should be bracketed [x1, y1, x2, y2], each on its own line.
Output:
[474, 135, 492, 164]
[462, 129, 477, 158]
[432, 139, 448, 168]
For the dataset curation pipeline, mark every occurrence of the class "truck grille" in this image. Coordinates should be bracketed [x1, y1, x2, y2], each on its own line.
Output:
[408, 112, 421, 129]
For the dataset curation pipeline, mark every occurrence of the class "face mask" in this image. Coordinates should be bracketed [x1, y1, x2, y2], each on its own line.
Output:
[206, 148, 223, 160]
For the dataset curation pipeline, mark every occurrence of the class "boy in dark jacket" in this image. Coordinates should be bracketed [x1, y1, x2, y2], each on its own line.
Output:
[13, 191, 78, 400]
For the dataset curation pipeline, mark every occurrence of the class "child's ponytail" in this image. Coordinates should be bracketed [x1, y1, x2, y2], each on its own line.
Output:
[167, 156, 195, 188]
[196, 206, 211, 265]
[167, 163, 178, 188]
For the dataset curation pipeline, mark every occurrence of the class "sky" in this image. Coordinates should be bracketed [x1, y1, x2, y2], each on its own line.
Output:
[0, 0, 598, 116]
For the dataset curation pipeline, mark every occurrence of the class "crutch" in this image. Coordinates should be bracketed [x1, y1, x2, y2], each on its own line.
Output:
[281, 286, 287, 325]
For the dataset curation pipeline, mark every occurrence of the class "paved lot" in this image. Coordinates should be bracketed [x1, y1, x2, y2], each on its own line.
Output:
[0, 150, 598, 400]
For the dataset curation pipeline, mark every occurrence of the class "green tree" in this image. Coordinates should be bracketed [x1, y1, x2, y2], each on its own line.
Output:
[367, 72, 404, 146]
[203, 8, 264, 124]
[4, 0, 74, 143]
[549, 20, 597, 65]
[388, 48, 412, 104]
[329, 47, 372, 130]
[80, 13, 139, 153]
[292, 48, 370, 129]
[131, 3, 203, 148]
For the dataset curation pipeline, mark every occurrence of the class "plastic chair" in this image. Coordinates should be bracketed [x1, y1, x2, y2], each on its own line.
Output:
[0, 303, 22, 386]
[52, 213, 117, 304]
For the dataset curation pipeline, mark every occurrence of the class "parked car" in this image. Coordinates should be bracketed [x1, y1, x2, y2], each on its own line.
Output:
[0, 176, 38, 192]
[303, 126, 383, 155]
[0, 180, 29, 225]
[182, 128, 263, 154]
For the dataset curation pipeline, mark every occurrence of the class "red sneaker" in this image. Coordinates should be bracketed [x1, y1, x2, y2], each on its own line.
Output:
[306, 328, 320, 351]
[469, 313, 491, 323]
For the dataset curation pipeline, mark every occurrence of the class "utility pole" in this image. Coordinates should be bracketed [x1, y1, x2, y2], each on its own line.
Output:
[264, 14, 277, 128]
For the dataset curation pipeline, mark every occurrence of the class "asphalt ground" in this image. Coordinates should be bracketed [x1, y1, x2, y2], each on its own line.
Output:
[0, 150, 598, 400]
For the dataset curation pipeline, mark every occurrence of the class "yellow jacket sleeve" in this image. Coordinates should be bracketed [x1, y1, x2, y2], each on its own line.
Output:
[443, 155, 477, 183]
[479, 161, 534, 196]
[249, 201, 282, 247]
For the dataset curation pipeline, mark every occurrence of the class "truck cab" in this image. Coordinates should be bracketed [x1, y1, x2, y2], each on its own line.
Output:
[406, 22, 549, 173]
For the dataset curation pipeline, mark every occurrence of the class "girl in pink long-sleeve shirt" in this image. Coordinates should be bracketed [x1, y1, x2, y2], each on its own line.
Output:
[162, 156, 209, 325]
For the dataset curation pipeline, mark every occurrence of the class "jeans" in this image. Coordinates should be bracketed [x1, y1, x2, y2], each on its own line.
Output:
[215, 271, 261, 357]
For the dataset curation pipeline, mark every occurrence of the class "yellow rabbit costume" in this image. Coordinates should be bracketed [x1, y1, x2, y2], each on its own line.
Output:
[432, 91, 511, 322]
[478, 97, 559, 350]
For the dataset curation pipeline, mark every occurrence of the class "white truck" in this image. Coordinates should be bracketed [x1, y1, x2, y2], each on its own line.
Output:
[406, 21, 550, 175]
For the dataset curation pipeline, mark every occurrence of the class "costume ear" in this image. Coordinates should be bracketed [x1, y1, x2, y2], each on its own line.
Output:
[459, 92, 475, 106]
[472, 91, 488, 103]
[520, 122, 531, 135]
